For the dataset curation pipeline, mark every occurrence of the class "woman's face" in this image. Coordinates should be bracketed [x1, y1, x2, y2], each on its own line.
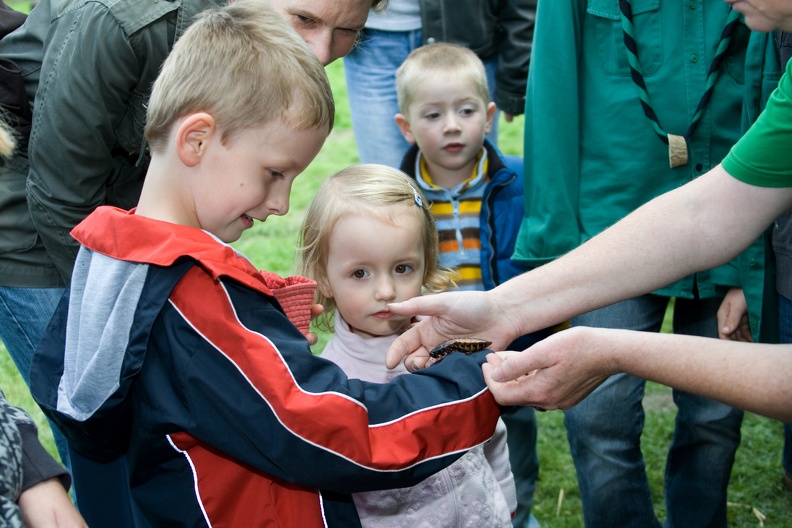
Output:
[725, 0, 792, 32]
[269, 0, 371, 65]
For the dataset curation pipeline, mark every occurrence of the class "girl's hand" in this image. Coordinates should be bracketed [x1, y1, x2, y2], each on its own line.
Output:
[306, 303, 324, 346]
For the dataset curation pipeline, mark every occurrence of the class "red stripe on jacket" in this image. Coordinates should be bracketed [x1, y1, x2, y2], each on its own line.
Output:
[168, 432, 326, 527]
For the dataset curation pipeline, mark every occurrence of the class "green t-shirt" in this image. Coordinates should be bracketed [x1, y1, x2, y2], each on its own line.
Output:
[723, 59, 792, 188]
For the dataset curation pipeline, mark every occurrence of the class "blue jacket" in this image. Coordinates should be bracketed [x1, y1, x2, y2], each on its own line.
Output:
[401, 140, 528, 290]
[30, 206, 501, 527]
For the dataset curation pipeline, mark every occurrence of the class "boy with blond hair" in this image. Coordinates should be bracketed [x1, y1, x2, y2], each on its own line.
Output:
[395, 42, 525, 292]
[395, 41, 547, 528]
[28, 4, 502, 527]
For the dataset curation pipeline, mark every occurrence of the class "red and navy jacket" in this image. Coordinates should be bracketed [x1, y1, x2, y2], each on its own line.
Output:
[31, 207, 501, 527]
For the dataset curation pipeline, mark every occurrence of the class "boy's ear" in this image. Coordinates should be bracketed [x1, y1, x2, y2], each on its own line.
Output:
[394, 114, 417, 145]
[484, 102, 496, 134]
[176, 112, 218, 167]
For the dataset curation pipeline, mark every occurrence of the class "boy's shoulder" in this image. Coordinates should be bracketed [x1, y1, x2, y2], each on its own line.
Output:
[495, 153, 523, 178]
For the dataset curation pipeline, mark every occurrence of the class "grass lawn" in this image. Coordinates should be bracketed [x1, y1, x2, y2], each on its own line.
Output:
[1, 53, 790, 526]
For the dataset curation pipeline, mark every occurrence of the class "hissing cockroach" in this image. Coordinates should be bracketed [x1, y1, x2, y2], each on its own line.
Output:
[428, 338, 492, 362]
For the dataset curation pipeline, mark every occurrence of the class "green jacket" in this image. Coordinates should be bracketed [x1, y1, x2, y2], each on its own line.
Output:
[513, 0, 773, 340]
[0, 0, 220, 287]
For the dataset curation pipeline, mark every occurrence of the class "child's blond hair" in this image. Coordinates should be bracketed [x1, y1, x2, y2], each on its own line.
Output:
[0, 116, 15, 159]
[396, 42, 490, 116]
[145, 0, 334, 151]
[297, 164, 455, 332]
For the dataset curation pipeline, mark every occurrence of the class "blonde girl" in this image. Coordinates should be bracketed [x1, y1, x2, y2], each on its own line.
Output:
[297, 164, 516, 528]
[297, 163, 453, 333]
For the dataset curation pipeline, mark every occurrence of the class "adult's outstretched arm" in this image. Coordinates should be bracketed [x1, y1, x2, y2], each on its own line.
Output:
[483, 326, 792, 423]
[387, 165, 792, 370]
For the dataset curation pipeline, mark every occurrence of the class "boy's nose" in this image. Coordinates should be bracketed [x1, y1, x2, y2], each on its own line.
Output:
[270, 197, 289, 216]
[256, 193, 289, 218]
[443, 115, 461, 133]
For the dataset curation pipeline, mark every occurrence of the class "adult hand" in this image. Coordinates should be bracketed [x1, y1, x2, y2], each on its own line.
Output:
[18, 478, 87, 528]
[482, 327, 615, 409]
[717, 287, 753, 342]
[385, 290, 521, 371]
[503, 113, 515, 123]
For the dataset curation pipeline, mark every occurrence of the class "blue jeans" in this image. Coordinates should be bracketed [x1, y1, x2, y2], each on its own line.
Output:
[566, 295, 743, 528]
[778, 294, 792, 476]
[502, 406, 540, 528]
[0, 285, 140, 523]
[344, 28, 500, 168]
[0, 286, 72, 472]
[502, 330, 555, 528]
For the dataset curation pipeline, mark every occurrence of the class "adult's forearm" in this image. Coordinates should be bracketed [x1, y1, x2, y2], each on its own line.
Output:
[492, 165, 792, 334]
[608, 330, 792, 422]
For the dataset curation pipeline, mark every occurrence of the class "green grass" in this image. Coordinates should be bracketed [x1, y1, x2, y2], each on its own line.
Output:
[2, 59, 790, 526]
[7, 1, 30, 12]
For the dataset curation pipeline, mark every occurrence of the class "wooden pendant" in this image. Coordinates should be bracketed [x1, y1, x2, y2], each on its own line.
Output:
[668, 134, 688, 168]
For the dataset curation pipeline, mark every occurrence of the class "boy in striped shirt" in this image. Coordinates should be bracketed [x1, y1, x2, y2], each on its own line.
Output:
[395, 42, 527, 292]
[395, 41, 547, 528]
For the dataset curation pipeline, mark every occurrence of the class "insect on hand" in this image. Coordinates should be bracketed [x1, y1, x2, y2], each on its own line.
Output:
[428, 338, 493, 364]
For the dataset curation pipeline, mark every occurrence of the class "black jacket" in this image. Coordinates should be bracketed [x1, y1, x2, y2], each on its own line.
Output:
[420, 0, 536, 115]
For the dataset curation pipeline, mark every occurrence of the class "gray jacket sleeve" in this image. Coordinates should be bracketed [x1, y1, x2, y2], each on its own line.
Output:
[0, 389, 69, 495]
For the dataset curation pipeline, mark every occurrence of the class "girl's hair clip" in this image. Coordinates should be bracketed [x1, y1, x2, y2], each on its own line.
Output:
[411, 185, 423, 207]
